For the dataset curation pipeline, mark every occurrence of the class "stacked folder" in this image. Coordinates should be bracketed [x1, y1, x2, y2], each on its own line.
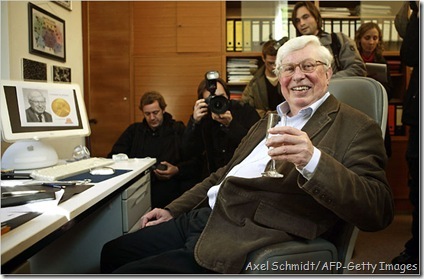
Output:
[227, 58, 258, 84]
[388, 101, 405, 136]
[227, 19, 276, 52]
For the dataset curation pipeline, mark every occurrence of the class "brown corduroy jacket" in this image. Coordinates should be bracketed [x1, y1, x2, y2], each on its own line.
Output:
[167, 94, 394, 273]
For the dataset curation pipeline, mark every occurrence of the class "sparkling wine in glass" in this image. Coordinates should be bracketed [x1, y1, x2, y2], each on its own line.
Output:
[262, 112, 285, 178]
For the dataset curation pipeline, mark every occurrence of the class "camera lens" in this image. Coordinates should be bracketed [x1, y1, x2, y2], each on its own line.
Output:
[209, 96, 229, 114]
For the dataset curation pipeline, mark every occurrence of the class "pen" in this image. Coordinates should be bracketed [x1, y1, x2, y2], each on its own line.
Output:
[41, 181, 77, 189]
[42, 183, 68, 189]
[1, 173, 32, 180]
[1, 190, 47, 196]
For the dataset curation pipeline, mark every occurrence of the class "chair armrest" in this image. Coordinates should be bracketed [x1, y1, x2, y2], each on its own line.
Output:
[242, 238, 338, 274]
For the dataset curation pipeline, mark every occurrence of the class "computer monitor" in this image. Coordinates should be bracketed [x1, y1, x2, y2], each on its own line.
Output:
[1, 80, 91, 170]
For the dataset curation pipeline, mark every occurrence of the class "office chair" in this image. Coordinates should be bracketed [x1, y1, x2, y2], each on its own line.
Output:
[242, 77, 388, 274]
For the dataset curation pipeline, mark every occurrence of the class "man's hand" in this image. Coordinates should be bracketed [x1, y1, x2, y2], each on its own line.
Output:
[211, 110, 233, 127]
[266, 126, 314, 169]
[139, 208, 173, 229]
[153, 161, 179, 180]
[193, 99, 208, 123]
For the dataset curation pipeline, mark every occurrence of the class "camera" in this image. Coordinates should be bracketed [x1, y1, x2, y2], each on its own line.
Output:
[204, 71, 230, 115]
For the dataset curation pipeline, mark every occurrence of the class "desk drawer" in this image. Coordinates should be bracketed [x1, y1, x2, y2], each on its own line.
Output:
[127, 207, 151, 234]
[122, 172, 150, 199]
[122, 182, 151, 233]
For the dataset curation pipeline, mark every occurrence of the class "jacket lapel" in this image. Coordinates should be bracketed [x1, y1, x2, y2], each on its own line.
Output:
[301, 94, 339, 140]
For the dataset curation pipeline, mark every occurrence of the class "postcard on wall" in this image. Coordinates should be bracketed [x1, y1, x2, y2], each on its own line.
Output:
[53, 1, 72, 11]
[53, 66, 71, 83]
[22, 58, 47, 82]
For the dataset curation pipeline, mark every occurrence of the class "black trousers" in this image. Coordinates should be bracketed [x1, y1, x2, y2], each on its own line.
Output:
[100, 207, 214, 274]
[405, 125, 419, 257]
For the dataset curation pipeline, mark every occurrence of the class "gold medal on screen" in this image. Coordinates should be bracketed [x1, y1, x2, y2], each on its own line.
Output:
[51, 98, 71, 117]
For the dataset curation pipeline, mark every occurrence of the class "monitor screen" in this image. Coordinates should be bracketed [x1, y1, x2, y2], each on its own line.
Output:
[1, 80, 91, 142]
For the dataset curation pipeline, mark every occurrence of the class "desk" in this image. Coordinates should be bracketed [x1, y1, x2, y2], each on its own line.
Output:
[1, 158, 155, 274]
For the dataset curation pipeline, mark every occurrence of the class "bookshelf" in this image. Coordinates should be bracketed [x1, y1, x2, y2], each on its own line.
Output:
[224, 1, 411, 212]
[224, 1, 405, 89]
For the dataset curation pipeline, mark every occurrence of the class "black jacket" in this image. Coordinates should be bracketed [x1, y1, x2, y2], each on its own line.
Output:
[183, 100, 260, 177]
[108, 112, 202, 207]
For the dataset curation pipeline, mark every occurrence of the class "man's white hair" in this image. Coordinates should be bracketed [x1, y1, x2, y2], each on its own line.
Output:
[274, 35, 333, 76]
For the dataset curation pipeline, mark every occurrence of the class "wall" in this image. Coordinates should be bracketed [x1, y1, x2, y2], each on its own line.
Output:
[1, 1, 85, 160]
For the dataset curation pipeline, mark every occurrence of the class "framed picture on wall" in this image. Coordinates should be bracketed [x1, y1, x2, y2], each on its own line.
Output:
[53, 1, 72, 11]
[53, 65, 71, 83]
[28, 3, 66, 62]
[22, 58, 47, 81]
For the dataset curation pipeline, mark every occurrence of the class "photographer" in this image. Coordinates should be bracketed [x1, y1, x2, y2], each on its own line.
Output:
[182, 72, 260, 177]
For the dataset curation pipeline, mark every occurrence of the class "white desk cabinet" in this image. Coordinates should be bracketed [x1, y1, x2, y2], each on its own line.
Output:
[122, 171, 151, 233]
[1, 158, 155, 274]
[28, 194, 123, 273]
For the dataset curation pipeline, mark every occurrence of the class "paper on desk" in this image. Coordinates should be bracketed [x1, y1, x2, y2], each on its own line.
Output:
[1, 189, 64, 223]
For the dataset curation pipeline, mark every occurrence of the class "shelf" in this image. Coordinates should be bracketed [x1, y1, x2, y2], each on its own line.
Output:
[228, 82, 249, 86]
[226, 52, 261, 57]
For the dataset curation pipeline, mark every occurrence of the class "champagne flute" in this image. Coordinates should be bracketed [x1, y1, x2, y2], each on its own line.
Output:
[262, 112, 285, 178]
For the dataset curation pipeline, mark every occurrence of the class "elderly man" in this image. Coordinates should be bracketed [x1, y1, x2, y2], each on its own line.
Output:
[25, 90, 53, 122]
[101, 35, 394, 274]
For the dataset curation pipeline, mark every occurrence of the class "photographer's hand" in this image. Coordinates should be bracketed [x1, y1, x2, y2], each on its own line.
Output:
[212, 111, 232, 127]
[193, 99, 208, 123]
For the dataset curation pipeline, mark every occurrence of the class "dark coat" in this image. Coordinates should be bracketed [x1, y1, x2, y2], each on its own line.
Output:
[400, 9, 419, 127]
[108, 112, 202, 207]
[183, 100, 260, 177]
[25, 108, 53, 122]
[241, 65, 284, 118]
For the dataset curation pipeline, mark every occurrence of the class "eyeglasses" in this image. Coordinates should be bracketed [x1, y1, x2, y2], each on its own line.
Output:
[279, 59, 327, 77]
[30, 100, 46, 104]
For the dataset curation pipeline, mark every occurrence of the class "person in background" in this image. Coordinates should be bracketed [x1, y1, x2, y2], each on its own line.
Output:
[108, 91, 202, 208]
[100, 35, 394, 274]
[182, 74, 260, 178]
[291, 1, 367, 78]
[391, 1, 420, 268]
[241, 39, 287, 117]
[26, 90, 53, 122]
[355, 21, 393, 157]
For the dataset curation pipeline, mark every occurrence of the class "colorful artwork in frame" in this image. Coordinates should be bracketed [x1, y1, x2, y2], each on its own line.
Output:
[28, 3, 66, 62]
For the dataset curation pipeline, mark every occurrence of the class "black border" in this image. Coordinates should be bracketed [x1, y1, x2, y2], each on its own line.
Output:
[28, 2, 66, 62]
[3, 85, 83, 134]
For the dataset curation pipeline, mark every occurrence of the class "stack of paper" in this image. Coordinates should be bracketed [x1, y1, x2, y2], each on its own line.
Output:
[320, 7, 351, 17]
[360, 4, 391, 16]
[227, 58, 259, 84]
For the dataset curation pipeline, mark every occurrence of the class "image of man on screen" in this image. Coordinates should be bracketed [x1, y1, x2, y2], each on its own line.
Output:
[25, 90, 53, 123]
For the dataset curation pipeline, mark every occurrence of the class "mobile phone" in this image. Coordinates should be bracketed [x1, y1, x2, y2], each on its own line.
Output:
[152, 163, 167, 171]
